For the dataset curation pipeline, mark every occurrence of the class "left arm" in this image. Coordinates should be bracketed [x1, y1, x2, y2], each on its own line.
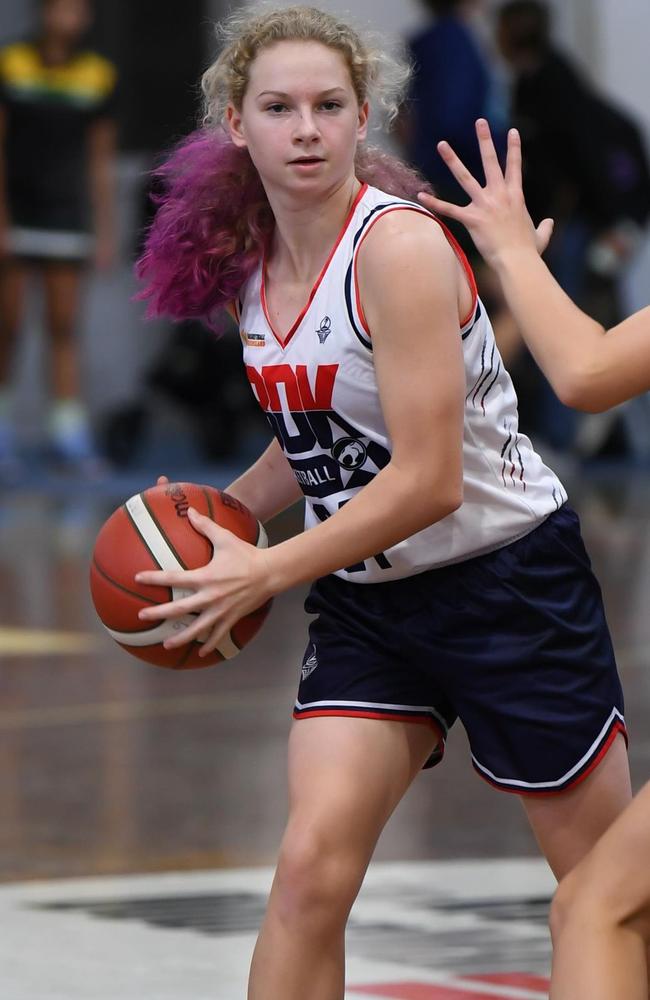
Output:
[135, 213, 466, 655]
[418, 120, 650, 411]
[87, 117, 118, 270]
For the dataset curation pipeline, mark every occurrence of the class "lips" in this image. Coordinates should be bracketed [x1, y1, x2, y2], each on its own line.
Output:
[290, 157, 325, 164]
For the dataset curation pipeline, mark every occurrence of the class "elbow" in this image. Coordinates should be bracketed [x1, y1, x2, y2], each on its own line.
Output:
[555, 370, 608, 414]
[442, 484, 464, 517]
[426, 479, 463, 523]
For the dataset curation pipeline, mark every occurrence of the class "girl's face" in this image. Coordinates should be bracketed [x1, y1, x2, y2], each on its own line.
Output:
[42, 0, 92, 44]
[227, 40, 369, 200]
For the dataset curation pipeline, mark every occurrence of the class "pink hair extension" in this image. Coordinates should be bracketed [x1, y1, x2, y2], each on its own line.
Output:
[356, 144, 433, 203]
[136, 129, 432, 327]
[135, 129, 272, 330]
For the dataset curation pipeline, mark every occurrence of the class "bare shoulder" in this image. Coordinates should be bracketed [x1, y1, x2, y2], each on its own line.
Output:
[357, 208, 460, 305]
[357, 209, 458, 285]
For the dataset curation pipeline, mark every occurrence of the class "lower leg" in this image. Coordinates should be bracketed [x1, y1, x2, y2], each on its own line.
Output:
[0, 261, 28, 462]
[523, 736, 650, 997]
[43, 263, 99, 460]
[248, 717, 438, 1000]
[550, 872, 647, 1000]
[248, 850, 354, 1000]
[43, 262, 84, 400]
[549, 781, 650, 1000]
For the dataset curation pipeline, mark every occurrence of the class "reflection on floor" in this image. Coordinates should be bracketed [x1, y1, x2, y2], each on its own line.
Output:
[1, 461, 649, 998]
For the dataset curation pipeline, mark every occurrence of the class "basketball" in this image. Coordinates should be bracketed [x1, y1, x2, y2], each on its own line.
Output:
[89, 482, 271, 669]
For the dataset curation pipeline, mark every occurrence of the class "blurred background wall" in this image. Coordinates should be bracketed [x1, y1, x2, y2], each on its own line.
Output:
[1, 0, 649, 455]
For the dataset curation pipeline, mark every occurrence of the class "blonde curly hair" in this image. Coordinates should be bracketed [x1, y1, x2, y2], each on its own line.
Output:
[201, 4, 411, 129]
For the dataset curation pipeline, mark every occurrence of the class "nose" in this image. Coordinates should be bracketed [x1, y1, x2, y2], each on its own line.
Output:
[293, 109, 320, 144]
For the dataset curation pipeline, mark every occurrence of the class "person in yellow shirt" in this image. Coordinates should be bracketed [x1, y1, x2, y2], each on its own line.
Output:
[0, 0, 118, 474]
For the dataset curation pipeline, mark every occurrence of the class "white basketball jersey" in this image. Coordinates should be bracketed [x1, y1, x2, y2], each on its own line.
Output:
[237, 183, 566, 583]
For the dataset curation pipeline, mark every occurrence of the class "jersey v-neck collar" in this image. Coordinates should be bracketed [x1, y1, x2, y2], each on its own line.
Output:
[260, 182, 368, 350]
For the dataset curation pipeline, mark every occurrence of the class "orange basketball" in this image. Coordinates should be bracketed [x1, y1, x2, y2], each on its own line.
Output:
[89, 482, 271, 669]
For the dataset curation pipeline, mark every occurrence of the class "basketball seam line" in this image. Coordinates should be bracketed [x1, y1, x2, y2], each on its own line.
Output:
[91, 557, 160, 605]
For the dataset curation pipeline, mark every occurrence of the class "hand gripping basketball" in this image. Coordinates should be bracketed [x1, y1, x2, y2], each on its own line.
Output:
[90, 482, 273, 669]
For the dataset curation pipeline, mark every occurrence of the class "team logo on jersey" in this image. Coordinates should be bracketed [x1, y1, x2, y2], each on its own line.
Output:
[242, 330, 266, 348]
[316, 316, 332, 344]
[332, 437, 367, 470]
[301, 644, 318, 680]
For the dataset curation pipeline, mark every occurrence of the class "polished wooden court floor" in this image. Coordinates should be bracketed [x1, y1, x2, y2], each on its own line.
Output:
[2, 459, 649, 892]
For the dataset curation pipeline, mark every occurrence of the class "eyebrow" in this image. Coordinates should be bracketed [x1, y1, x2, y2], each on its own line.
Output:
[256, 87, 348, 100]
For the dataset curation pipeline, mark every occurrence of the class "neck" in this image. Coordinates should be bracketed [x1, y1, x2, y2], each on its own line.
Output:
[39, 37, 76, 65]
[266, 174, 361, 284]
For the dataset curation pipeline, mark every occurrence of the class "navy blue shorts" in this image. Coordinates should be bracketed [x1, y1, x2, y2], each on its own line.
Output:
[295, 506, 626, 795]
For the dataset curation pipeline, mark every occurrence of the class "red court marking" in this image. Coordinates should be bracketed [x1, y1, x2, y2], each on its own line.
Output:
[349, 984, 521, 1000]
[469, 973, 549, 991]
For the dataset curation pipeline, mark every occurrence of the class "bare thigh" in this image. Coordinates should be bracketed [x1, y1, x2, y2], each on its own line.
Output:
[522, 733, 632, 880]
[281, 715, 439, 898]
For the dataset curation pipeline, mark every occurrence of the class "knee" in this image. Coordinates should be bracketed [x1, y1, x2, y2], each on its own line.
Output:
[272, 824, 364, 931]
[549, 867, 610, 945]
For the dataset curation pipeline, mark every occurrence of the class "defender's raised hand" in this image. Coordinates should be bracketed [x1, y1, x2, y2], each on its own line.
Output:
[417, 119, 554, 268]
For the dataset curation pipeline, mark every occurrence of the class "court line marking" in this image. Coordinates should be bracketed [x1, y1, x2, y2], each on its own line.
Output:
[0, 627, 101, 655]
[0, 686, 295, 731]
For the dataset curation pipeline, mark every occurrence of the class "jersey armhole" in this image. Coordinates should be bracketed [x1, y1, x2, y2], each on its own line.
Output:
[353, 206, 479, 337]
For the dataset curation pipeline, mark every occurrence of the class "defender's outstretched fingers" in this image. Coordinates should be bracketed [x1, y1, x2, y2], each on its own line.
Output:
[504, 127, 524, 188]
[474, 118, 504, 187]
[436, 140, 483, 199]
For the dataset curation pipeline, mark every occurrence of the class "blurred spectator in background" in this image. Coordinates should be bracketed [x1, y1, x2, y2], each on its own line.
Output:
[497, 0, 650, 457]
[399, 0, 507, 258]
[398, 0, 518, 401]
[0, 0, 118, 476]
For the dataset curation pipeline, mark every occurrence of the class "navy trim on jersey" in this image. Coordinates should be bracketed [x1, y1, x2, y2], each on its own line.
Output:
[344, 258, 373, 350]
[345, 198, 431, 350]
[461, 301, 482, 340]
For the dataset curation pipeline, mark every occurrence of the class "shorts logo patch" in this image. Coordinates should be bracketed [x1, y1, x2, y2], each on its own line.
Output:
[301, 644, 318, 680]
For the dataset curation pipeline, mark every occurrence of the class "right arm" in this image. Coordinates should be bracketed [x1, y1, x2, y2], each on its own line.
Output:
[418, 119, 650, 413]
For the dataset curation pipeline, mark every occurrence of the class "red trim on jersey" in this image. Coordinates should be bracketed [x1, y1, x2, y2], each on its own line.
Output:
[293, 707, 444, 741]
[352, 207, 479, 337]
[474, 719, 628, 798]
[260, 182, 369, 350]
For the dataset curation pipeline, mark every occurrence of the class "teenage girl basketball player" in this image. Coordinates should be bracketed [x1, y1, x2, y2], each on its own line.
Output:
[136, 8, 632, 998]
[419, 117, 650, 1000]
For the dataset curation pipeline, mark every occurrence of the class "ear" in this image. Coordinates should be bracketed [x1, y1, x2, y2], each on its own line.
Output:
[357, 99, 369, 142]
[226, 103, 247, 149]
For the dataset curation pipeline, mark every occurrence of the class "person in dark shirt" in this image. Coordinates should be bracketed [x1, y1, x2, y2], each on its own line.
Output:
[496, 0, 649, 455]
[400, 0, 506, 255]
[0, 0, 118, 473]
